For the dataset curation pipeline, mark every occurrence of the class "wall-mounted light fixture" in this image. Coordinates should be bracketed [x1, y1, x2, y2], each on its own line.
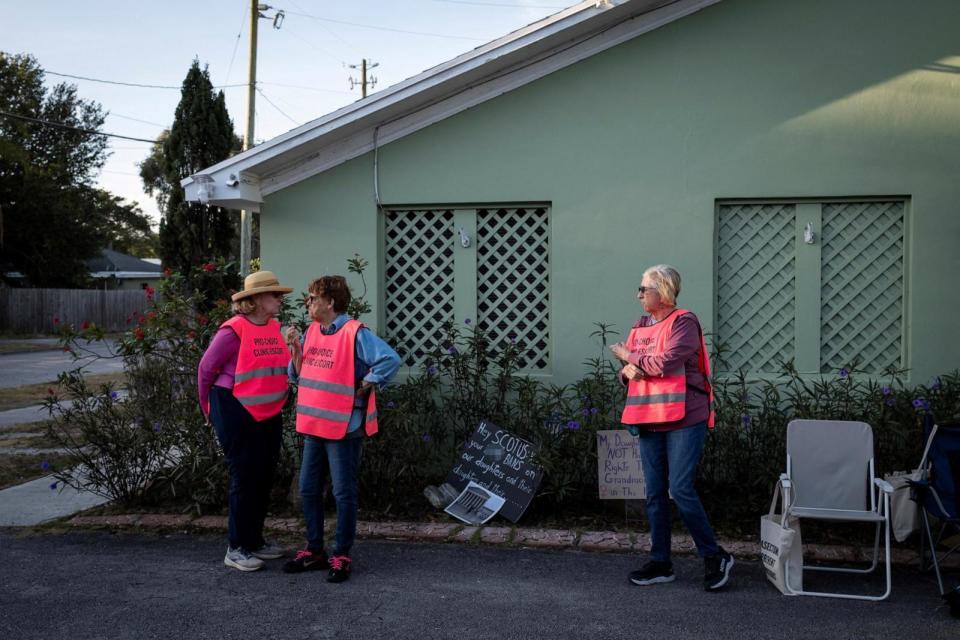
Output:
[195, 175, 215, 204]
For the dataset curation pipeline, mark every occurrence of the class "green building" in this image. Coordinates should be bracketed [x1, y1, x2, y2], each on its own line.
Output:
[184, 0, 960, 384]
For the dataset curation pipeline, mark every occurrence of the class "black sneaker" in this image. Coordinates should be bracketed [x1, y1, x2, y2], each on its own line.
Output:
[327, 554, 352, 583]
[704, 548, 734, 591]
[282, 548, 327, 574]
[629, 560, 675, 586]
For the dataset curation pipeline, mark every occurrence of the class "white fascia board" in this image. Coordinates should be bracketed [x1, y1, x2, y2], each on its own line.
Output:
[182, 171, 264, 212]
[260, 0, 721, 196]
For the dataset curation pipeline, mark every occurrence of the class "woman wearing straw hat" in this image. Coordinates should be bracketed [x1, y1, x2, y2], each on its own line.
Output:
[197, 270, 294, 572]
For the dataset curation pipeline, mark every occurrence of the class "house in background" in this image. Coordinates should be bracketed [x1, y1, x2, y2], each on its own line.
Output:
[86, 249, 162, 291]
[183, 0, 960, 384]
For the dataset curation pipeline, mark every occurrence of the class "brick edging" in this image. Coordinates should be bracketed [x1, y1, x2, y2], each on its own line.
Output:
[61, 513, 944, 567]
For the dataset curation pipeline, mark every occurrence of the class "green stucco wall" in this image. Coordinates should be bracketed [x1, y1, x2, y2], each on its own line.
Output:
[261, 0, 960, 384]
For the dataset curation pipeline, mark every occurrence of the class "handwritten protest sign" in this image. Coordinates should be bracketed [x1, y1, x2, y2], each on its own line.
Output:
[445, 420, 543, 522]
[596, 430, 645, 499]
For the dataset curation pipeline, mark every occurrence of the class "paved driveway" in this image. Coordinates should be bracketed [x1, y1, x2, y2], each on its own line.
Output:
[0, 340, 122, 388]
[0, 531, 954, 639]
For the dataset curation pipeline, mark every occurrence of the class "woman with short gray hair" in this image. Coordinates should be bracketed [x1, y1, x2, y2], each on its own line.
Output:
[609, 264, 733, 591]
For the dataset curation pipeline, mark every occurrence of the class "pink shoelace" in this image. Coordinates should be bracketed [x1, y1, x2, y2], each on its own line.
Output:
[293, 549, 314, 562]
[328, 555, 351, 570]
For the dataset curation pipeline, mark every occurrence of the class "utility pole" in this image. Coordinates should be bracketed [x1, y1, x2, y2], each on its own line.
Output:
[241, 2, 284, 277]
[348, 59, 379, 99]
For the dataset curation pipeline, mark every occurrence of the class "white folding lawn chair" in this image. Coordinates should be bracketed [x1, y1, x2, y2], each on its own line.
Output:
[780, 419, 894, 601]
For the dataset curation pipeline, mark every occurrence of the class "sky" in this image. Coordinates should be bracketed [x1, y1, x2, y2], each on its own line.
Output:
[2, 0, 572, 226]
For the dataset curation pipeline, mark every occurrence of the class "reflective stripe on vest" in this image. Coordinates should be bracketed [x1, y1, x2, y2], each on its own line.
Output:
[295, 319, 379, 439]
[221, 315, 291, 421]
[620, 309, 715, 429]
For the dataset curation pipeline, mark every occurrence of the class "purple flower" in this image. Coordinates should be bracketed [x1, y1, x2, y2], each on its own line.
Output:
[581, 408, 590, 417]
[839, 368, 849, 379]
[40, 460, 50, 471]
[741, 414, 751, 427]
[421, 433, 432, 443]
[464, 318, 472, 325]
[932, 377, 942, 392]
[882, 387, 892, 396]
[912, 398, 929, 412]
[509, 335, 517, 345]
[885, 397, 896, 407]
[566, 420, 581, 430]
[446, 345, 458, 355]
[427, 365, 438, 376]
[110, 391, 120, 400]
[49, 481, 58, 490]
[153, 422, 162, 433]
[590, 407, 599, 415]
[387, 400, 396, 409]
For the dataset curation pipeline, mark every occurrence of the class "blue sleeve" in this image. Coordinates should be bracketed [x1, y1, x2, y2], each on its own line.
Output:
[355, 327, 401, 389]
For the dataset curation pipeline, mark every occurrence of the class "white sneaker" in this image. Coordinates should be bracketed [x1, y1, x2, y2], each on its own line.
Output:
[224, 546, 265, 572]
[251, 541, 285, 560]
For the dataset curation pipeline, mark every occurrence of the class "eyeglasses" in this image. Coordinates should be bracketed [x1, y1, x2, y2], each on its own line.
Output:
[637, 286, 659, 295]
[270, 292, 285, 299]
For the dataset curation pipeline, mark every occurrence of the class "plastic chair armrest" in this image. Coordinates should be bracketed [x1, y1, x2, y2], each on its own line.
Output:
[873, 478, 894, 494]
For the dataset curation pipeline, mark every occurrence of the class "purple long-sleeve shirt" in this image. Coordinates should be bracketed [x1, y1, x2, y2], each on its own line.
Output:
[626, 311, 710, 431]
[197, 327, 241, 417]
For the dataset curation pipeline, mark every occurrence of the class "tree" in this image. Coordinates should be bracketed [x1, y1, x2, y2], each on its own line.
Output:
[0, 52, 156, 286]
[140, 60, 241, 292]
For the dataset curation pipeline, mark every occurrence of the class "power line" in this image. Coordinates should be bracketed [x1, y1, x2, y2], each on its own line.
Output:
[108, 112, 167, 128]
[255, 87, 300, 126]
[432, 0, 566, 7]
[43, 70, 247, 90]
[222, 3, 248, 86]
[285, 0, 362, 57]
[260, 81, 353, 95]
[283, 10, 487, 41]
[0, 110, 158, 144]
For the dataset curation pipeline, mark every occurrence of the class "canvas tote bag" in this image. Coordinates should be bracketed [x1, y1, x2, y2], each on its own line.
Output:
[760, 480, 803, 594]
[884, 425, 938, 542]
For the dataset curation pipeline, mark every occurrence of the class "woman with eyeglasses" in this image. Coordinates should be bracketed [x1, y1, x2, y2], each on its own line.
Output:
[197, 270, 294, 572]
[608, 264, 734, 592]
[281, 275, 400, 583]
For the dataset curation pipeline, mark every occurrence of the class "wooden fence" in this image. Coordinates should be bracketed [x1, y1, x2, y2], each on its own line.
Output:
[0, 288, 152, 334]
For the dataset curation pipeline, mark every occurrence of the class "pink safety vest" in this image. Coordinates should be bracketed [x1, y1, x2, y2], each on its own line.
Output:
[295, 319, 379, 439]
[620, 309, 715, 428]
[221, 315, 291, 421]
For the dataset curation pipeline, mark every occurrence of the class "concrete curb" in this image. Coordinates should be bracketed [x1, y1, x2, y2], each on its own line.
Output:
[58, 513, 954, 567]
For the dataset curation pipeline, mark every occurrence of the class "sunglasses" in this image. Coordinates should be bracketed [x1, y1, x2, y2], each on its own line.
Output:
[637, 286, 658, 295]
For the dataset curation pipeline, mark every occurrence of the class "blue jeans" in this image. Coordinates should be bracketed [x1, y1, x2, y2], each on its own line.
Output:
[636, 422, 719, 562]
[299, 434, 364, 555]
[209, 386, 283, 551]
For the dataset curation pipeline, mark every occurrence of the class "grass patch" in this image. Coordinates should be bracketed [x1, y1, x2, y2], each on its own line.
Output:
[0, 452, 75, 490]
[0, 371, 128, 412]
[0, 342, 60, 355]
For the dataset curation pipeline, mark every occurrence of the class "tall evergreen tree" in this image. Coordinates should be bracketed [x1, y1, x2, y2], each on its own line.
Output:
[141, 60, 241, 287]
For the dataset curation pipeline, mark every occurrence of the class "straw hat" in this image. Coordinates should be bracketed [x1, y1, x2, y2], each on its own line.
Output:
[231, 270, 294, 301]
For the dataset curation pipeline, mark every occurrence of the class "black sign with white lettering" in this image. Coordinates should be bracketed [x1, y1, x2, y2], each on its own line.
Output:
[445, 420, 544, 522]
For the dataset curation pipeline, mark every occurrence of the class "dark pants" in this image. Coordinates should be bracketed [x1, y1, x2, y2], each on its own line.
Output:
[300, 434, 364, 556]
[209, 386, 283, 551]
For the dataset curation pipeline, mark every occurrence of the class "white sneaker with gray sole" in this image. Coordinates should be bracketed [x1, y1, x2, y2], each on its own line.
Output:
[224, 546, 265, 572]
[251, 541, 285, 560]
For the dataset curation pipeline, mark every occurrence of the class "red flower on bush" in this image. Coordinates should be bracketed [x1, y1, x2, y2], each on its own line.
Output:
[163, 267, 172, 278]
[133, 327, 145, 341]
[62, 346, 70, 352]
[138, 315, 146, 325]
[202, 263, 216, 273]
[187, 330, 197, 339]
[126, 315, 132, 324]
[145, 286, 155, 301]
[197, 315, 209, 326]
[47, 387, 55, 395]
[53, 315, 60, 325]
[147, 311, 157, 320]
[81, 320, 90, 330]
